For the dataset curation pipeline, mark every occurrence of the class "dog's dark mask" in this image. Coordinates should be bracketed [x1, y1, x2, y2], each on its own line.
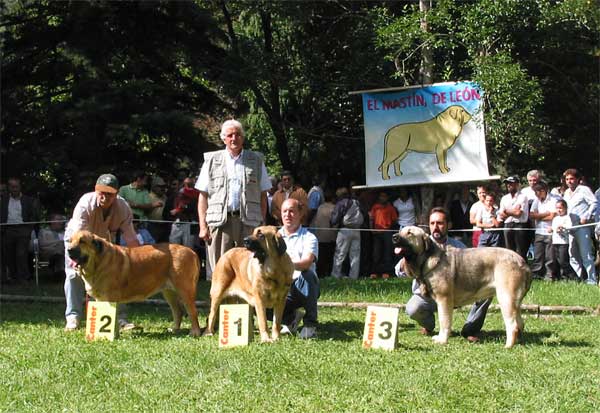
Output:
[392, 233, 416, 260]
[244, 233, 266, 263]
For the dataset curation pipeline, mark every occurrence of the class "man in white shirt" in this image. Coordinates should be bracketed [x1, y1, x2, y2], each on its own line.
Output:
[562, 168, 597, 285]
[498, 176, 529, 260]
[529, 182, 560, 280]
[196, 119, 271, 278]
[278, 198, 319, 339]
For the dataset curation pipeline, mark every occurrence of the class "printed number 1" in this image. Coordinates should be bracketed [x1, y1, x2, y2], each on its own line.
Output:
[233, 318, 242, 336]
[99, 315, 112, 333]
[378, 321, 392, 340]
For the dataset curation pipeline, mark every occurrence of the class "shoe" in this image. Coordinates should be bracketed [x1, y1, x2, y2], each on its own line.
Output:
[299, 326, 317, 339]
[419, 327, 433, 336]
[64, 316, 80, 332]
[119, 319, 137, 331]
[465, 335, 480, 343]
[281, 308, 306, 335]
[369, 274, 378, 279]
[382, 273, 390, 279]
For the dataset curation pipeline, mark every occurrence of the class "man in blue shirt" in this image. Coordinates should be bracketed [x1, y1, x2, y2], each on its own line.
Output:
[278, 198, 320, 339]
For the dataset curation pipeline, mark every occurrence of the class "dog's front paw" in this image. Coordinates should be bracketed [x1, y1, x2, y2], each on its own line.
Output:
[202, 330, 214, 337]
[432, 334, 449, 345]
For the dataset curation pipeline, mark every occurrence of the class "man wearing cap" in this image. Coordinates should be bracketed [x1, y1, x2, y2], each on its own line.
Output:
[498, 176, 529, 260]
[63, 174, 141, 331]
[196, 119, 271, 278]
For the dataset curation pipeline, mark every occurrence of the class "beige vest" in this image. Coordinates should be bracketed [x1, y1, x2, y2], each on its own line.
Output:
[204, 149, 264, 227]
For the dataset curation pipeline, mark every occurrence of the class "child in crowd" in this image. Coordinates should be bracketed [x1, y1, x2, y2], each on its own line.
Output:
[550, 199, 575, 281]
[369, 191, 398, 279]
[476, 193, 503, 247]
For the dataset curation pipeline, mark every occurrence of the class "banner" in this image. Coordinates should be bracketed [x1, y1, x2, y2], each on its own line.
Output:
[361, 81, 494, 187]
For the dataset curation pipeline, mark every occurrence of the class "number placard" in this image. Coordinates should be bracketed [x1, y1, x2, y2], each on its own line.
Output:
[362, 306, 399, 351]
[85, 301, 119, 341]
[219, 304, 252, 348]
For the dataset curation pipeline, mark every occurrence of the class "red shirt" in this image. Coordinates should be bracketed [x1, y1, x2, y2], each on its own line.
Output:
[370, 203, 398, 229]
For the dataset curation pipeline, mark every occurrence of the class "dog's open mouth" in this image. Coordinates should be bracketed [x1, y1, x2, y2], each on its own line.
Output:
[392, 235, 414, 259]
[67, 249, 88, 266]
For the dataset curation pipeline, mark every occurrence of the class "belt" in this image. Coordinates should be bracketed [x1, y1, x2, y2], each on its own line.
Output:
[228, 210, 240, 217]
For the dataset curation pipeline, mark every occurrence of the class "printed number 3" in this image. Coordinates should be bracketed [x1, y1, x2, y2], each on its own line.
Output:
[378, 321, 392, 340]
[99, 315, 112, 333]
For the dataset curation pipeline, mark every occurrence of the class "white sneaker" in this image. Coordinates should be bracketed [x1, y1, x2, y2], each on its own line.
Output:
[64, 316, 80, 332]
[299, 326, 317, 339]
[281, 309, 305, 335]
[119, 319, 137, 331]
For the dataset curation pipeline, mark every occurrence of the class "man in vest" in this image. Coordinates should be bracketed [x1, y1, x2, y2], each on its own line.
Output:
[196, 119, 271, 274]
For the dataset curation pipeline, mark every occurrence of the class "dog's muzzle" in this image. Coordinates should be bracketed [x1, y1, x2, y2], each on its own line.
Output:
[392, 234, 415, 260]
[67, 247, 88, 266]
[243, 236, 266, 263]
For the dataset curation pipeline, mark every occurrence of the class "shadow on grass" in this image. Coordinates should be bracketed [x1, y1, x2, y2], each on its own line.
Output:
[474, 329, 593, 348]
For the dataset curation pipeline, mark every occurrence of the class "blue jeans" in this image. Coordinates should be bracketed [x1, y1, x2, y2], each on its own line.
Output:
[282, 270, 320, 327]
[406, 293, 491, 336]
[569, 226, 597, 284]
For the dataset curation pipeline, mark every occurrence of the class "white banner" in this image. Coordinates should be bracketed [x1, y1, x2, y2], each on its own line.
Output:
[361, 81, 495, 187]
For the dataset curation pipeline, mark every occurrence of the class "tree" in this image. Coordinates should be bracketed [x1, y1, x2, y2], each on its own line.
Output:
[1, 0, 227, 211]
[375, 0, 600, 183]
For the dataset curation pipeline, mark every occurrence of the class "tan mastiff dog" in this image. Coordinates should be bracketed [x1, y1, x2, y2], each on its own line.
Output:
[204, 226, 294, 343]
[393, 226, 532, 348]
[67, 230, 202, 336]
[378, 105, 472, 180]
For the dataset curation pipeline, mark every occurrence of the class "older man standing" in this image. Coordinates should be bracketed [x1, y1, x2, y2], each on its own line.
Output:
[562, 168, 598, 285]
[196, 119, 271, 276]
[63, 174, 140, 331]
[278, 198, 319, 339]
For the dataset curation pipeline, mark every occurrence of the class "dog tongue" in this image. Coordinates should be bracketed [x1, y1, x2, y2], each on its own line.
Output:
[394, 247, 404, 255]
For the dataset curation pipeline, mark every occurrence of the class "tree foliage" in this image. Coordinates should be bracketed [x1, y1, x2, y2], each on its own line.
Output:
[376, 0, 599, 181]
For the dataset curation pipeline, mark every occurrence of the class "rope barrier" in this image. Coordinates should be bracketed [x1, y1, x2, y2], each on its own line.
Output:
[1, 218, 599, 235]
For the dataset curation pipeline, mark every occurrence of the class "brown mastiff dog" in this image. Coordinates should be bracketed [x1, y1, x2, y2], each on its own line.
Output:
[393, 226, 532, 348]
[204, 226, 294, 343]
[67, 230, 201, 336]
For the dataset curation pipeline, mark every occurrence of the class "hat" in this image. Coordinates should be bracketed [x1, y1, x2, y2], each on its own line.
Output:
[503, 176, 519, 184]
[152, 176, 166, 187]
[95, 174, 119, 193]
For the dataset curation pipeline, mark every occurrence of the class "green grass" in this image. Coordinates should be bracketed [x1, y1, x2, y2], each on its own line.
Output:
[1, 278, 599, 412]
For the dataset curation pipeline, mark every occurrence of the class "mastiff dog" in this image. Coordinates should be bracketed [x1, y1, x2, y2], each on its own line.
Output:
[67, 230, 202, 336]
[393, 226, 532, 348]
[204, 226, 294, 343]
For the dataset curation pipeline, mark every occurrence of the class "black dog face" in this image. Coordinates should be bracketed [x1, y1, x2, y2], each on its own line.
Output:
[243, 226, 287, 264]
[67, 245, 88, 266]
[244, 234, 266, 263]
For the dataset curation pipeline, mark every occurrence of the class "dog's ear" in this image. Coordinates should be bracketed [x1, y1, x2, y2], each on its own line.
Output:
[92, 238, 104, 254]
[423, 235, 433, 253]
[276, 235, 287, 256]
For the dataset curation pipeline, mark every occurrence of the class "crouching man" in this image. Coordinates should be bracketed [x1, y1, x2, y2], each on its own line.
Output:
[278, 198, 320, 339]
[396, 207, 492, 342]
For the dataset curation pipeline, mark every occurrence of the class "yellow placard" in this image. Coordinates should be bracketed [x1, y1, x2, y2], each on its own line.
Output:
[362, 306, 399, 351]
[85, 301, 119, 341]
[218, 304, 252, 348]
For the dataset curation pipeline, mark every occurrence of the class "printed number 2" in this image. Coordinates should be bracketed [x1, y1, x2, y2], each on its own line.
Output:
[378, 321, 392, 340]
[99, 315, 112, 333]
[233, 318, 242, 336]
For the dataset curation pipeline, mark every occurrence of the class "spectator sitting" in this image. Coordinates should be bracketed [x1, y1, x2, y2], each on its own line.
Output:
[36, 213, 67, 277]
[120, 216, 155, 246]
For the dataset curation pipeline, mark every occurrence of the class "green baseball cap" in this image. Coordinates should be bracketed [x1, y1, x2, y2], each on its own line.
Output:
[95, 174, 119, 194]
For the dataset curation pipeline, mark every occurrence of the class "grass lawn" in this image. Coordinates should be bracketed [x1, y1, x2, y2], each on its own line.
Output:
[1, 277, 599, 412]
